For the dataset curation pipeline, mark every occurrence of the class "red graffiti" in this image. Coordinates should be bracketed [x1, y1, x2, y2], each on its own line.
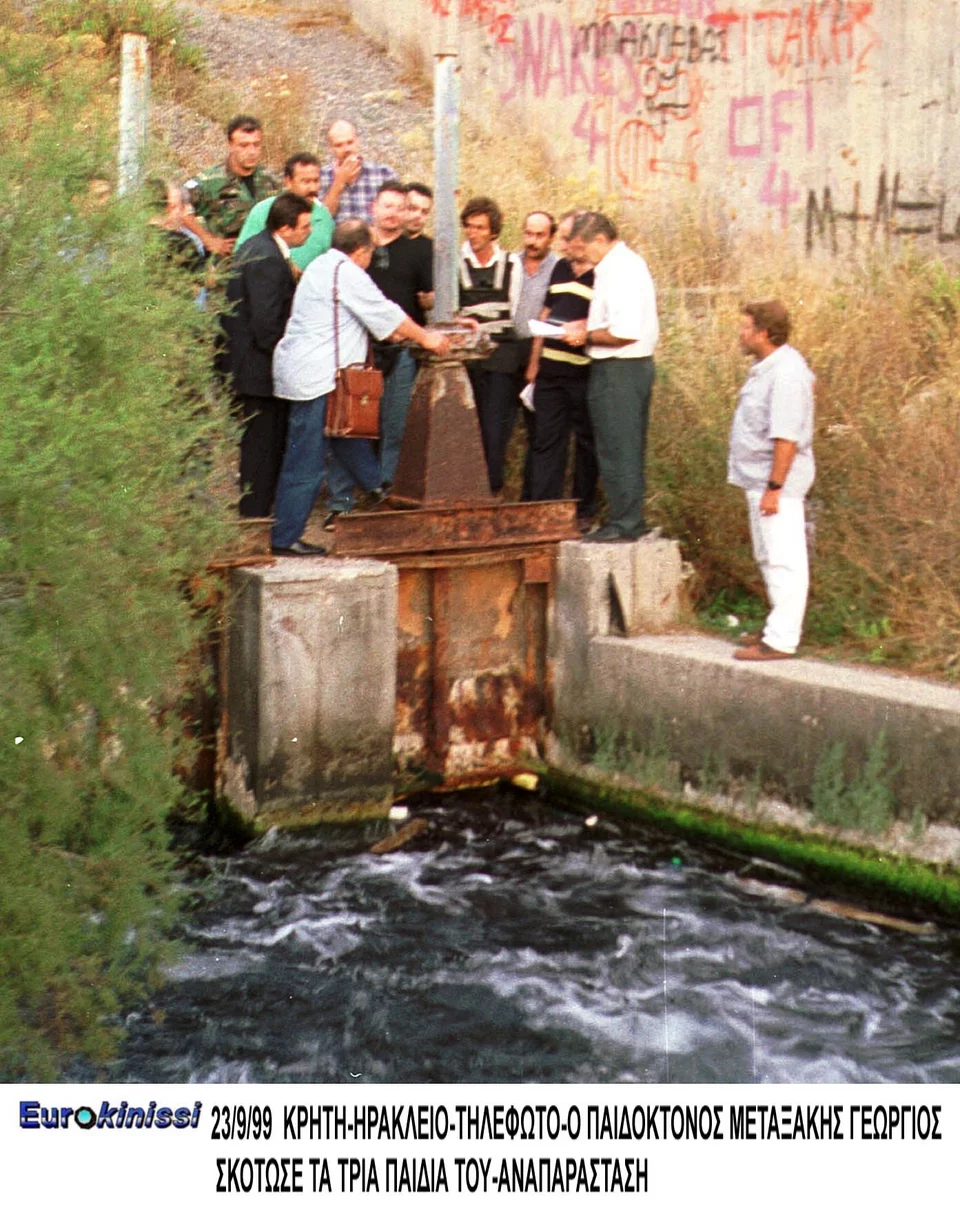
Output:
[460, 0, 515, 43]
[707, 1, 878, 73]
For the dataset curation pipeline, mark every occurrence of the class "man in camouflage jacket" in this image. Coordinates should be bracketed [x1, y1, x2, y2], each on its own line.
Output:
[183, 115, 280, 257]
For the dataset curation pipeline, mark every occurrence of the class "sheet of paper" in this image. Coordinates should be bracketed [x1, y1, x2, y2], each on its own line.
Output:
[527, 319, 567, 337]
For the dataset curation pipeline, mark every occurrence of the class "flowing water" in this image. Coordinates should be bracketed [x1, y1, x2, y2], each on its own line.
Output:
[119, 790, 960, 1083]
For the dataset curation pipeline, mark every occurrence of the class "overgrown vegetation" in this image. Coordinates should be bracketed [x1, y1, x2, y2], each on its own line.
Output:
[0, 3, 234, 1078]
[548, 771, 960, 922]
[401, 99, 960, 676]
[37, 0, 205, 70]
[811, 733, 899, 835]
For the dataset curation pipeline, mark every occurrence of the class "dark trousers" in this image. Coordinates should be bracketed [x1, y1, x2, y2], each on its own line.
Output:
[237, 393, 289, 518]
[468, 365, 534, 495]
[526, 373, 598, 517]
[587, 357, 655, 537]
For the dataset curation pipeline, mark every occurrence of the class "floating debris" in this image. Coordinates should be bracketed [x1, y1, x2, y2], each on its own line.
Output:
[735, 877, 936, 934]
[388, 804, 410, 821]
[736, 876, 807, 905]
[370, 817, 429, 855]
[584, 815, 598, 828]
[808, 899, 936, 936]
[511, 773, 539, 792]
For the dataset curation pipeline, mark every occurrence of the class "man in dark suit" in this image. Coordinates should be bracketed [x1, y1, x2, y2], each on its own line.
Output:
[221, 192, 313, 517]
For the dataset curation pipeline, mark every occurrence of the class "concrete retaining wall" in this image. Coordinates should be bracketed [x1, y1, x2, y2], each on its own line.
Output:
[224, 557, 398, 824]
[350, 0, 960, 251]
[550, 540, 960, 824]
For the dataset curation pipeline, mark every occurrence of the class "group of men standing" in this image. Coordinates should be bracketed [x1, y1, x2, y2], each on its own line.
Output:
[184, 114, 441, 553]
[456, 199, 658, 542]
[180, 112, 816, 654]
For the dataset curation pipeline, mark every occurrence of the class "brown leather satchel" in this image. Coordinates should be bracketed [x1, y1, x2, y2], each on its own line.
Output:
[324, 260, 383, 439]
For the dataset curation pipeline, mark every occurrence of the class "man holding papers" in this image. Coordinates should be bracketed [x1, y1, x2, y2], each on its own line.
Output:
[523, 210, 599, 528]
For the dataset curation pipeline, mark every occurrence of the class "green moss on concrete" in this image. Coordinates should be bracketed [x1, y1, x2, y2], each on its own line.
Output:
[546, 769, 960, 923]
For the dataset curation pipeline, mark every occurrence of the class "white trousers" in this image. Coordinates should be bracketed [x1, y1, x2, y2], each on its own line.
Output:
[745, 490, 809, 654]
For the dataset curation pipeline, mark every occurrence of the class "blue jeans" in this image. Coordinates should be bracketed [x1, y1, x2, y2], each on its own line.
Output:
[271, 394, 382, 549]
[327, 348, 418, 511]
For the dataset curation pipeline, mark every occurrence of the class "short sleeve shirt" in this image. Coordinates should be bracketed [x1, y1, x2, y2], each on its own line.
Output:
[272, 250, 404, 401]
[540, 259, 594, 375]
[728, 344, 816, 497]
[368, 234, 433, 324]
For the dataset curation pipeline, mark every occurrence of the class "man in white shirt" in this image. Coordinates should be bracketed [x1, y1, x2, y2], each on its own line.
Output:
[270, 219, 450, 555]
[728, 299, 815, 659]
[563, 212, 658, 541]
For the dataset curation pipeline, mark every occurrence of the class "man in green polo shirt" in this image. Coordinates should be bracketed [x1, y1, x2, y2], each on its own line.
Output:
[182, 115, 280, 257]
[236, 152, 334, 271]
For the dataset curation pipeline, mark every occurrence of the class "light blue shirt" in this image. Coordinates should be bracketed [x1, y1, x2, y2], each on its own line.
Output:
[728, 343, 815, 498]
[273, 250, 405, 402]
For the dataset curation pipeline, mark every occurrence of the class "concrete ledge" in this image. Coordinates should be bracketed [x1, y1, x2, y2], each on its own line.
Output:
[225, 557, 398, 824]
[576, 634, 960, 821]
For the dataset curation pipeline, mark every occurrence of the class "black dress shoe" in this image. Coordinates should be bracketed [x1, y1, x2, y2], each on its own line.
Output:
[271, 538, 327, 556]
[582, 525, 633, 543]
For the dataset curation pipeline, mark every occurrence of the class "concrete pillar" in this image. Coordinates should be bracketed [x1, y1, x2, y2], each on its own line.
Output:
[550, 535, 684, 751]
[223, 558, 398, 825]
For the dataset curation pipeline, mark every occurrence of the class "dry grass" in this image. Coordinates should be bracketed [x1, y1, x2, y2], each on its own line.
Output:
[252, 67, 314, 163]
[646, 243, 960, 676]
[214, 0, 351, 26]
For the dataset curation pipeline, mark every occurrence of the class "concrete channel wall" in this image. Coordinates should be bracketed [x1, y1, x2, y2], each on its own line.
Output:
[350, 0, 960, 252]
[221, 538, 960, 850]
[550, 539, 960, 827]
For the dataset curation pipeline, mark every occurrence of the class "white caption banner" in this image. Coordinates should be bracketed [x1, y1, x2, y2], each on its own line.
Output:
[4, 1083, 955, 1216]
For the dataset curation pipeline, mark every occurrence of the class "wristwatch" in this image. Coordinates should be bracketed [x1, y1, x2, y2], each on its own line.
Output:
[766, 480, 783, 491]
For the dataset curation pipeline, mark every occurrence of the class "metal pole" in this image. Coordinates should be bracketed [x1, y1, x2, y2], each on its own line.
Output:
[432, 8, 460, 322]
[117, 33, 150, 196]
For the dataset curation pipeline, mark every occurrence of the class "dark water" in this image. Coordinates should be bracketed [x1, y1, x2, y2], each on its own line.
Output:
[119, 791, 960, 1083]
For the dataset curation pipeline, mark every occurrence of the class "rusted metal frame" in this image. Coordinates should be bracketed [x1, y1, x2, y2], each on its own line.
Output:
[332, 500, 579, 556]
[428, 568, 453, 770]
[343, 543, 560, 574]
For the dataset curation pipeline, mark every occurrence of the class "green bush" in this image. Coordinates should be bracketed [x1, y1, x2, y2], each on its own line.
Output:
[37, 0, 205, 70]
[0, 16, 234, 1078]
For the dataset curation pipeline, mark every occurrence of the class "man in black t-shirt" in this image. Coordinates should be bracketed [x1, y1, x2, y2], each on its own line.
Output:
[325, 181, 433, 523]
[524, 210, 599, 527]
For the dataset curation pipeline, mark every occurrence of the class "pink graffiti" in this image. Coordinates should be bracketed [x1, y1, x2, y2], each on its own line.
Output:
[728, 87, 814, 158]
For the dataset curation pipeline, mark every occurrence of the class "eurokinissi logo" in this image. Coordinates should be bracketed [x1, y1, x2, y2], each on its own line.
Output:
[20, 1100, 202, 1130]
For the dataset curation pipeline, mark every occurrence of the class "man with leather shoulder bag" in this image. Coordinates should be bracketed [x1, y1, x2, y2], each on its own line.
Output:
[270, 218, 450, 556]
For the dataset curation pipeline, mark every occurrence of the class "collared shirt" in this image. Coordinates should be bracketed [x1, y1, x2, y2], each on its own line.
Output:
[513, 251, 558, 339]
[236, 197, 334, 270]
[457, 242, 521, 335]
[541, 259, 595, 373]
[272, 232, 291, 261]
[319, 161, 396, 221]
[184, 162, 281, 239]
[586, 240, 658, 359]
[728, 343, 816, 498]
[273, 250, 405, 401]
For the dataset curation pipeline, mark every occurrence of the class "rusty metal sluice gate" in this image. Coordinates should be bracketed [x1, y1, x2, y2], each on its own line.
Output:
[328, 351, 578, 790]
[209, 345, 579, 821]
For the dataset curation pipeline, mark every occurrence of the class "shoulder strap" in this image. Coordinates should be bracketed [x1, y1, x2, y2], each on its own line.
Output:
[334, 257, 376, 369]
[333, 259, 341, 371]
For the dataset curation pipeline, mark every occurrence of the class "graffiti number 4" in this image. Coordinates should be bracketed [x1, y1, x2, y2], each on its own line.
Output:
[759, 162, 800, 228]
[572, 99, 609, 163]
